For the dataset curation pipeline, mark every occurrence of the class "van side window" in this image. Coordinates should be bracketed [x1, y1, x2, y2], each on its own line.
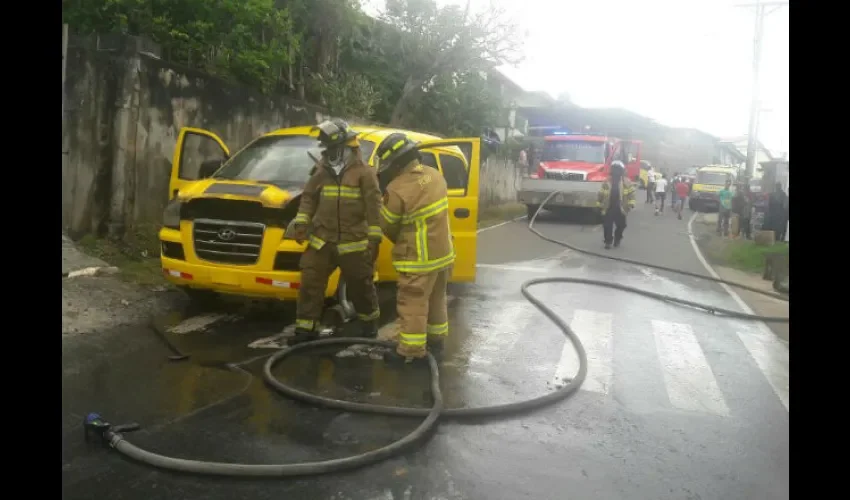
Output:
[420, 152, 438, 169]
[438, 154, 468, 190]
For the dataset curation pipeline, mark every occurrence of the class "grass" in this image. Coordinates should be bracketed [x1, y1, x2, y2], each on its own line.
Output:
[700, 235, 789, 274]
[77, 231, 166, 286]
[478, 202, 527, 229]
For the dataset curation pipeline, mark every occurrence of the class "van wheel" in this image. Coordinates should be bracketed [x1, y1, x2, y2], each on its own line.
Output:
[526, 204, 540, 219]
[181, 287, 219, 308]
[688, 199, 698, 212]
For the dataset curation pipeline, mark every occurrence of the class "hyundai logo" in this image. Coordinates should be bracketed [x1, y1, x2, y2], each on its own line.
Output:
[217, 228, 237, 241]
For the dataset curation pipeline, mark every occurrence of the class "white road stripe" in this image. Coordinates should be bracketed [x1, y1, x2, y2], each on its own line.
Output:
[652, 320, 730, 416]
[476, 215, 527, 233]
[475, 263, 552, 273]
[168, 314, 237, 334]
[737, 330, 789, 411]
[553, 310, 613, 394]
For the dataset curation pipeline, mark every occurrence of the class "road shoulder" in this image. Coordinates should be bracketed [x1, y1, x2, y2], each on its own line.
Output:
[62, 234, 184, 336]
[687, 213, 789, 342]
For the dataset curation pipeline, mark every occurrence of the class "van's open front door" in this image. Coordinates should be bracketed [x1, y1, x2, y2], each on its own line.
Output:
[381, 138, 480, 283]
[169, 127, 230, 200]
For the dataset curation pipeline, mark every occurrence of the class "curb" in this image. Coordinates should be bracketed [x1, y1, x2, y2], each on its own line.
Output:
[686, 212, 783, 342]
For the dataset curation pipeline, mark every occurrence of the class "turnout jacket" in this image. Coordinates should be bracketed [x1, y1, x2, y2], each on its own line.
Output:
[294, 152, 383, 254]
[380, 160, 454, 274]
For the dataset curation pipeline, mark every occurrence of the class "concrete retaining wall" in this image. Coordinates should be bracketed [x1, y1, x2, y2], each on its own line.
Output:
[480, 156, 520, 208]
[61, 33, 522, 240]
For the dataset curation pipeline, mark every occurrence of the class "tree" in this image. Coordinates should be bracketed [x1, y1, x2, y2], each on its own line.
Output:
[64, 0, 300, 93]
[379, 0, 524, 126]
[407, 70, 500, 137]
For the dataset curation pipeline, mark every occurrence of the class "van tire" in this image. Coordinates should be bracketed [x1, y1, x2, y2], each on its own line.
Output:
[181, 287, 219, 307]
[688, 199, 698, 212]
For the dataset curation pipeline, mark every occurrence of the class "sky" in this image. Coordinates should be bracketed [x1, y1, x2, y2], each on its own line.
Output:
[361, 0, 789, 156]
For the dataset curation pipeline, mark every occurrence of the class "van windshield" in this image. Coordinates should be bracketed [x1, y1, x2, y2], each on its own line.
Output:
[697, 171, 731, 186]
[213, 135, 323, 188]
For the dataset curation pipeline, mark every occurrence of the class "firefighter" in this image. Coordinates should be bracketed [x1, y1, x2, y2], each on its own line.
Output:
[597, 160, 636, 249]
[374, 133, 454, 363]
[287, 119, 383, 346]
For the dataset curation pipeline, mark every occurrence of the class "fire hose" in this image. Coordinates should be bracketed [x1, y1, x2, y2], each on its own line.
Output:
[84, 191, 788, 477]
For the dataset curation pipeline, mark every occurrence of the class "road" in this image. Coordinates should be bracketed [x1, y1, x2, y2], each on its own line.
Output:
[61, 199, 789, 500]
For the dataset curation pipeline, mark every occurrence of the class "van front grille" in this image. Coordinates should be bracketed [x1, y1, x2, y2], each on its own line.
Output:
[192, 218, 265, 265]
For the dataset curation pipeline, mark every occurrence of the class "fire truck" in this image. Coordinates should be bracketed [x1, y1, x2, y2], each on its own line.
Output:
[518, 131, 643, 218]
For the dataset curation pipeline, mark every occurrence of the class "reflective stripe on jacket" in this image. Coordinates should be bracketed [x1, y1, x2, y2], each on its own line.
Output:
[597, 177, 636, 216]
[380, 160, 454, 274]
[294, 150, 383, 254]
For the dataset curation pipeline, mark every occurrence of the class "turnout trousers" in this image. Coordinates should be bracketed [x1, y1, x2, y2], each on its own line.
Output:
[395, 268, 450, 359]
[295, 243, 379, 331]
[602, 209, 627, 245]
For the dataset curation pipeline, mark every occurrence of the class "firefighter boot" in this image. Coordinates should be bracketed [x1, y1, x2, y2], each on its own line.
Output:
[358, 319, 378, 338]
[287, 327, 320, 347]
[426, 337, 445, 360]
[382, 348, 428, 366]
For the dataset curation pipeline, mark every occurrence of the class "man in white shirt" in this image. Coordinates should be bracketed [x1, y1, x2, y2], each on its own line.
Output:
[654, 173, 668, 215]
[646, 167, 656, 203]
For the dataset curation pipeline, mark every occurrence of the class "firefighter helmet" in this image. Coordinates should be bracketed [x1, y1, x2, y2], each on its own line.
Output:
[610, 161, 626, 176]
[375, 133, 418, 174]
[314, 119, 359, 149]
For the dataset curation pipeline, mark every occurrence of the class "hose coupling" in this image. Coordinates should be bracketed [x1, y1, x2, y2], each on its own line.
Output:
[83, 413, 141, 445]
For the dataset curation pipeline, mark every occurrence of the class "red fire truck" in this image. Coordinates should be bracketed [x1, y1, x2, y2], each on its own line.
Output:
[518, 131, 643, 217]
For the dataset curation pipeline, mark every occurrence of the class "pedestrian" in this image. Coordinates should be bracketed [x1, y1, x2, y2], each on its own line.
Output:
[674, 176, 689, 220]
[287, 119, 383, 346]
[646, 165, 656, 203]
[716, 178, 733, 237]
[671, 172, 680, 208]
[375, 132, 454, 363]
[766, 183, 789, 242]
[731, 183, 753, 239]
[518, 147, 528, 174]
[597, 161, 636, 249]
[654, 173, 668, 215]
[740, 183, 753, 239]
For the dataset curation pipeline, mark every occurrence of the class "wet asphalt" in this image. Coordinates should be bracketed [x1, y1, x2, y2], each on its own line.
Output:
[61, 198, 789, 500]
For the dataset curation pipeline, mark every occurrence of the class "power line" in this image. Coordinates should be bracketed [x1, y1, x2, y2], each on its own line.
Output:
[737, 0, 788, 179]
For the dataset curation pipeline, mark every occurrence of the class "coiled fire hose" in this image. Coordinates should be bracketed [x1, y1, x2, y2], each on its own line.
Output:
[85, 191, 788, 477]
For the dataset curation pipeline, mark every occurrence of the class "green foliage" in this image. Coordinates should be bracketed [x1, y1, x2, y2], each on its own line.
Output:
[64, 0, 523, 136]
[64, 0, 299, 92]
[311, 72, 382, 119]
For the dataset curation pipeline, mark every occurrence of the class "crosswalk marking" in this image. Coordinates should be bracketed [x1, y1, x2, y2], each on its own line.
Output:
[554, 310, 613, 394]
[652, 320, 730, 417]
[737, 330, 789, 411]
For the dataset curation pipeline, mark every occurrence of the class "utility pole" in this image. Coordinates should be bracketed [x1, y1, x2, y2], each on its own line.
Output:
[737, 1, 788, 180]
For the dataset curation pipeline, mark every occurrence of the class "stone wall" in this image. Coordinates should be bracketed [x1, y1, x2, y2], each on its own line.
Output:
[479, 156, 520, 208]
[62, 34, 334, 239]
[61, 33, 521, 239]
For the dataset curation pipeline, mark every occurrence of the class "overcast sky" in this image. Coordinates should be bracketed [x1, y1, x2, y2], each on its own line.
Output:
[361, 0, 789, 155]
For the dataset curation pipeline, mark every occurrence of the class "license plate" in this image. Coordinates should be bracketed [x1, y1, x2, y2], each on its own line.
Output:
[210, 271, 239, 286]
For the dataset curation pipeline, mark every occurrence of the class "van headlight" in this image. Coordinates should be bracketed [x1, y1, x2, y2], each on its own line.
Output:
[163, 199, 182, 230]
